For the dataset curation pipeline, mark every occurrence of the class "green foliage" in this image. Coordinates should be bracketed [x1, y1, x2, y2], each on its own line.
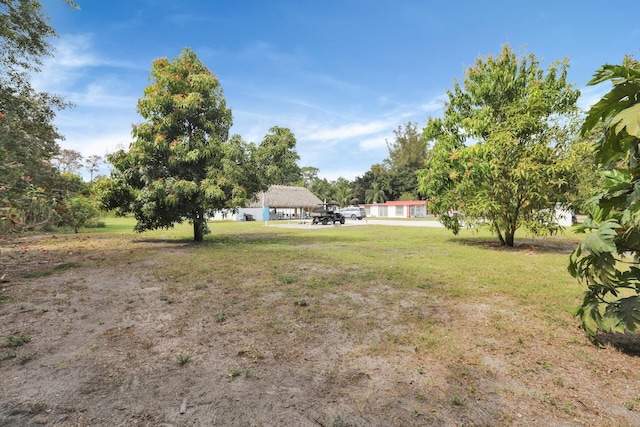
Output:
[351, 163, 390, 204]
[299, 166, 319, 188]
[176, 353, 192, 365]
[566, 127, 605, 212]
[256, 126, 301, 185]
[55, 172, 90, 199]
[334, 186, 355, 207]
[101, 48, 300, 241]
[308, 177, 333, 201]
[418, 45, 581, 246]
[568, 56, 640, 340]
[3, 332, 31, 348]
[65, 196, 99, 233]
[0, 0, 57, 75]
[365, 182, 387, 204]
[385, 121, 429, 171]
[383, 121, 427, 200]
[0, 0, 77, 234]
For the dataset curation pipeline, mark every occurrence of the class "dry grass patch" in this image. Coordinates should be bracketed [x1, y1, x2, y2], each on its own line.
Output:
[1, 220, 640, 426]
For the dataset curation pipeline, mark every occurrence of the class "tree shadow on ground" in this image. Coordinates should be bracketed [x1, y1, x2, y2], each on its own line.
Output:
[597, 332, 640, 357]
[450, 236, 579, 254]
[133, 231, 366, 248]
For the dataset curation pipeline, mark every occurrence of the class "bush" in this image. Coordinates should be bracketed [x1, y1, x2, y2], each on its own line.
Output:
[65, 196, 99, 233]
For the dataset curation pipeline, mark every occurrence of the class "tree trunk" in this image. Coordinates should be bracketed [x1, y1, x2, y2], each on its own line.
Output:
[494, 222, 506, 246]
[505, 230, 515, 247]
[193, 214, 205, 242]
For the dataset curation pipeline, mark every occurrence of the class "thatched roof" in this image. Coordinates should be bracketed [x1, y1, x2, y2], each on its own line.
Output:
[249, 185, 322, 208]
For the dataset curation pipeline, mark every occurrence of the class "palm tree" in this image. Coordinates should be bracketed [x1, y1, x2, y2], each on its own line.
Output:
[365, 182, 387, 204]
[334, 186, 355, 207]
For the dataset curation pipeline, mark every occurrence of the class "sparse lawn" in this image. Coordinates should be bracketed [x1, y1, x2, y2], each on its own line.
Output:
[1, 218, 639, 426]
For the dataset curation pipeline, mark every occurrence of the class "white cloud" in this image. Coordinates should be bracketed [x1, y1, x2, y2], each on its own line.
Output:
[32, 33, 145, 93]
[62, 130, 132, 157]
[358, 134, 391, 150]
[301, 120, 393, 142]
[320, 168, 367, 182]
[51, 34, 102, 68]
[577, 84, 609, 111]
[418, 98, 445, 114]
[68, 83, 138, 109]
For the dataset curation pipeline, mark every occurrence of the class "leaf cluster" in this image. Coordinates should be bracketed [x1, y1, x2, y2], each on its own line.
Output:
[0, 0, 77, 234]
[568, 57, 640, 340]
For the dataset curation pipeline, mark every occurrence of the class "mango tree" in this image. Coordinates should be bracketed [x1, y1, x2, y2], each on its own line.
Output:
[102, 48, 299, 241]
[418, 45, 581, 246]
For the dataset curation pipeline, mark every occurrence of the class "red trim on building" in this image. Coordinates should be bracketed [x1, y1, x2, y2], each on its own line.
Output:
[361, 200, 427, 207]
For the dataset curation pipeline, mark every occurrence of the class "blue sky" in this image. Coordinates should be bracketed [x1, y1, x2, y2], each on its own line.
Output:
[37, 0, 640, 181]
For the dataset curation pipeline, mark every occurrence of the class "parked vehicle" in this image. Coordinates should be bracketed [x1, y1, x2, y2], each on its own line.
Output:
[340, 206, 367, 220]
[311, 203, 346, 225]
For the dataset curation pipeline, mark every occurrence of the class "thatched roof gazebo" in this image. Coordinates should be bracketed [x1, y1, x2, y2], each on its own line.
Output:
[240, 185, 322, 221]
[250, 185, 322, 209]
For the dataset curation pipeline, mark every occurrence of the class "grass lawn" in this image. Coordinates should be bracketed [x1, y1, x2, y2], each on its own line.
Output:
[1, 218, 639, 426]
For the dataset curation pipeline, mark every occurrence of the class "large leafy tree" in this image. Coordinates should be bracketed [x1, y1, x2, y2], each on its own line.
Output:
[418, 45, 581, 246]
[103, 48, 299, 241]
[299, 166, 320, 188]
[0, 0, 75, 231]
[385, 121, 429, 171]
[568, 56, 640, 340]
[255, 126, 300, 185]
[381, 122, 428, 200]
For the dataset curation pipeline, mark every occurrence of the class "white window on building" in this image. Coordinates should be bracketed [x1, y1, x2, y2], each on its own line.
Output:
[395, 206, 404, 216]
[379, 206, 388, 217]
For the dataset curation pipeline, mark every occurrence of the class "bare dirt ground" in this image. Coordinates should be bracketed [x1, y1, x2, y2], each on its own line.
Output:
[1, 232, 640, 426]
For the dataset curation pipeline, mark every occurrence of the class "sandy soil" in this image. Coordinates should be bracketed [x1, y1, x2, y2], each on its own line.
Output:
[1, 233, 640, 427]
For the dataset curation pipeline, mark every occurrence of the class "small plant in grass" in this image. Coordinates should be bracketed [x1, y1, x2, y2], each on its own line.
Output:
[626, 397, 640, 411]
[4, 332, 31, 348]
[19, 351, 36, 364]
[452, 395, 464, 406]
[176, 353, 192, 365]
[229, 368, 241, 378]
[215, 312, 227, 323]
[278, 274, 299, 284]
[332, 415, 352, 427]
[294, 299, 309, 307]
[417, 367, 425, 375]
[1, 350, 17, 361]
[31, 399, 48, 413]
[160, 294, 174, 304]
